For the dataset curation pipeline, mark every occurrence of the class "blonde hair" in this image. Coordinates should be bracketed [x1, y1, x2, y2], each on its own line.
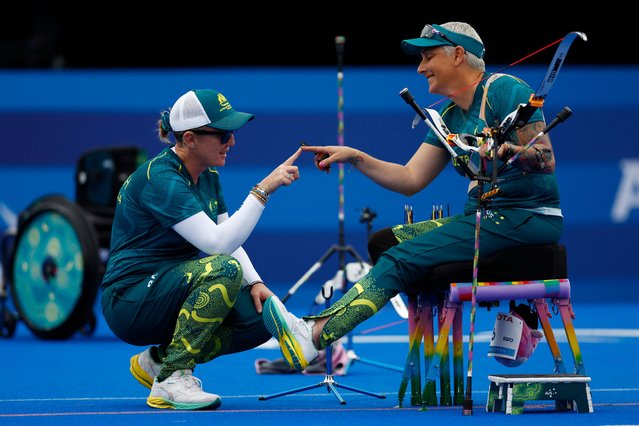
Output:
[156, 114, 185, 145]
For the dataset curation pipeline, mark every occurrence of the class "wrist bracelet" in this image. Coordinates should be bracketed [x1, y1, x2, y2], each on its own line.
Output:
[533, 147, 546, 171]
[252, 184, 270, 205]
[251, 189, 267, 205]
[254, 184, 270, 198]
[251, 184, 269, 205]
[250, 189, 267, 205]
[349, 150, 361, 172]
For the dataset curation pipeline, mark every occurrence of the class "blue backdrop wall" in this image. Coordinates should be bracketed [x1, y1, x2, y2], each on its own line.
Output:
[1, 66, 637, 293]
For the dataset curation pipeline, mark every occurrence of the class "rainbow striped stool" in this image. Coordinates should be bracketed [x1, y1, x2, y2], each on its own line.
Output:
[397, 244, 591, 414]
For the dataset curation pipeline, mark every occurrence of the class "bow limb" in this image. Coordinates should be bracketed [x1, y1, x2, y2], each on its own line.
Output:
[535, 31, 588, 101]
[500, 31, 588, 138]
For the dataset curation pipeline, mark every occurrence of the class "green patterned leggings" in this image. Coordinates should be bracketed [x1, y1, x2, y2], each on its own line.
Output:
[156, 255, 243, 381]
[102, 254, 271, 382]
[305, 210, 562, 349]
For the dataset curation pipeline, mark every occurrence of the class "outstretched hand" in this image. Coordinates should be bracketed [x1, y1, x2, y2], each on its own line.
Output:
[258, 148, 302, 194]
[300, 145, 359, 173]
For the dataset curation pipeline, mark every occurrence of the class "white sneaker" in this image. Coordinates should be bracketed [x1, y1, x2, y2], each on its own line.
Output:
[263, 296, 318, 370]
[147, 369, 221, 410]
[130, 348, 162, 389]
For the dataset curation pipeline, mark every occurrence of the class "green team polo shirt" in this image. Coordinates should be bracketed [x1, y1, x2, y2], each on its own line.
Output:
[101, 147, 227, 290]
[424, 73, 561, 213]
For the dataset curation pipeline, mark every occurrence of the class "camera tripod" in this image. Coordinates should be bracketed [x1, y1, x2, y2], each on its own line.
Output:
[258, 37, 391, 404]
[341, 208, 403, 374]
[259, 286, 386, 404]
[279, 206, 403, 374]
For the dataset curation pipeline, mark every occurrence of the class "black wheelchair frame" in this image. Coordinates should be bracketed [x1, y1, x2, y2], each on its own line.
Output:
[0, 146, 146, 339]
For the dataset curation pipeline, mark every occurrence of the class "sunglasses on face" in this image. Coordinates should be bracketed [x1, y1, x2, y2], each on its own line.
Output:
[190, 129, 235, 144]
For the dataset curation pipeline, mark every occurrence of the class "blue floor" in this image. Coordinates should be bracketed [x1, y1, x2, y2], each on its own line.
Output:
[1, 282, 639, 425]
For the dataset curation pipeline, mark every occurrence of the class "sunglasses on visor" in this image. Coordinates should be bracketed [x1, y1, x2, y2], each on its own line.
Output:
[420, 24, 460, 49]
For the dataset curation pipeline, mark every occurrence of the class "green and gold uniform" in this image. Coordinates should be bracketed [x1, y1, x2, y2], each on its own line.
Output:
[101, 147, 269, 380]
[309, 74, 563, 349]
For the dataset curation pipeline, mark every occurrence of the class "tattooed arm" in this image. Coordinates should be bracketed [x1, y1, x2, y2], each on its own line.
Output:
[498, 121, 556, 173]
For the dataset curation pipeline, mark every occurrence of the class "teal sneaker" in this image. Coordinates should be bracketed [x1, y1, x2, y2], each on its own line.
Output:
[263, 296, 318, 370]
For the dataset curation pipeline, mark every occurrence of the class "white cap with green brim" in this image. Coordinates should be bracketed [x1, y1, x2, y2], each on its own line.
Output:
[169, 89, 254, 132]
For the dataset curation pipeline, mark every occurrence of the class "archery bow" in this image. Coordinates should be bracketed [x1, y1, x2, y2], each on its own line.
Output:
[498, 31, 587, 139]
[408, 31, 588, 155]
[463, 31, 587, 417]
[398, 30, 588, 416]
[400, 87, 483, 180]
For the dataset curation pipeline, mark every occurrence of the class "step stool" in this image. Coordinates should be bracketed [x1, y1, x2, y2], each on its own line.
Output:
[397, 244, 591, 414]
[416, 278, 591, 413]
[487, 374, 593, 414]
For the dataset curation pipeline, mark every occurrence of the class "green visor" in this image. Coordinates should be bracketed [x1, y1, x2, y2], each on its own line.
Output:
[401, 24, 485, 59]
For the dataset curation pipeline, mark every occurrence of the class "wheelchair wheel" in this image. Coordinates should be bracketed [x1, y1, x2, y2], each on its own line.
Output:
[9, 194, 101, 339]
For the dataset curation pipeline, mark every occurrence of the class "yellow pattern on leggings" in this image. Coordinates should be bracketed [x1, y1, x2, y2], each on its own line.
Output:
[207, 283, 234, 307]
[157, 254, 242, 381]
[305, 274, 395, 349]
[392, 217, 456, 243]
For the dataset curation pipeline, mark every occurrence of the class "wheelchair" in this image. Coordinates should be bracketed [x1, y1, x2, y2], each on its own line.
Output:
[0, 146, 147, 339]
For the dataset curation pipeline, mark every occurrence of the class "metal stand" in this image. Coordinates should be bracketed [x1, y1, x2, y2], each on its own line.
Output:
[342, 207, 403, 374]
[281, 206, 402, 374]
[259, 287, 386, 404]
[343, 348, 404, 374]
[280, 34, 402, 375]
[280, 244, 365, 305]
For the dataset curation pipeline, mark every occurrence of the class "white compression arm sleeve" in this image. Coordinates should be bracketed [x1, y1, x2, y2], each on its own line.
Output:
[172, 193, 264, 255]
[230, 245, 262, 287]
[218, 212, 263, 286]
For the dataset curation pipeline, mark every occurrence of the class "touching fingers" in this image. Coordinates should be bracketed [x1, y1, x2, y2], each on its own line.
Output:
[283, 147, 303, 166]
[300, 145, 323, 154]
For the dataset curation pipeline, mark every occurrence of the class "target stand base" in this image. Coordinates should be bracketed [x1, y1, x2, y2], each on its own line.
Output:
[486, 374, 593, 414]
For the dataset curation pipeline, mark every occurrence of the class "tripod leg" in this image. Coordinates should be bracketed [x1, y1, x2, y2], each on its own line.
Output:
[258, 382, 324, 401]
[334, 382, 387, 399]
[351, 355, 403, 372]
[281, 246, 338, 303]
[326, 381, 347, 404]
[345, 246, 368, 264]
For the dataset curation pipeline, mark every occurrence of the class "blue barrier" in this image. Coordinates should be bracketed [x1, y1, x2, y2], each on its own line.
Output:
[1, 66, 637, 284]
